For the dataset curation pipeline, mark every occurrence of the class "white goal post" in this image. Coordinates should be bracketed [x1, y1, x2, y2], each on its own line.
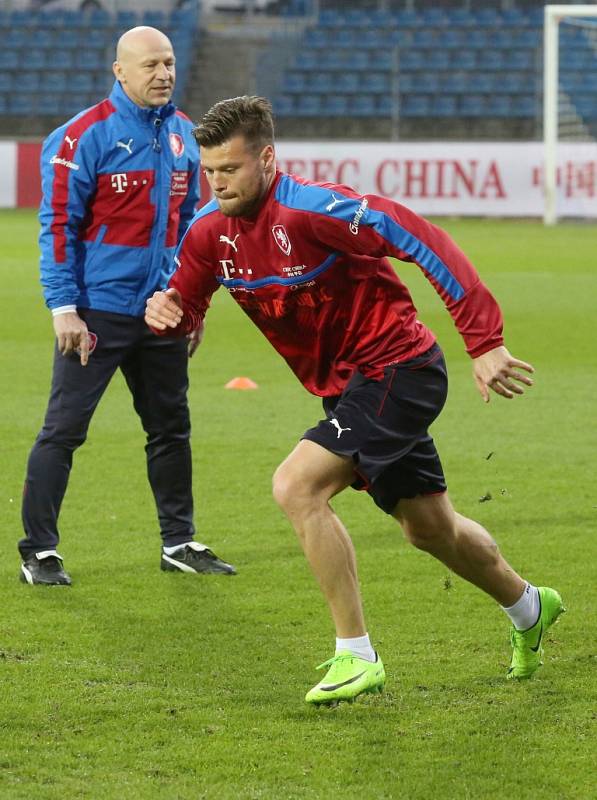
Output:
[544, 4, 597, 224]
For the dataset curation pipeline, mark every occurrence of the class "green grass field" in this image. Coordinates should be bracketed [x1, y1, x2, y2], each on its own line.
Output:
[0, 209, 595, 799]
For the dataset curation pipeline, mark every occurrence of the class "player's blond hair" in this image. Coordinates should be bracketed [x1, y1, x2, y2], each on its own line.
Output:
[194, 96, 274, 153]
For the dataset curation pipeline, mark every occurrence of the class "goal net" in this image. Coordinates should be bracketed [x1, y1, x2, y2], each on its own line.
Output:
[543, 4, 597, 223]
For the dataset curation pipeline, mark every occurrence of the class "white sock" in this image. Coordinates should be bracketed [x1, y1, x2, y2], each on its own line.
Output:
[501, 582, 540, 631]
[335, 633, 376, 662]
[162, 542, 191, 555]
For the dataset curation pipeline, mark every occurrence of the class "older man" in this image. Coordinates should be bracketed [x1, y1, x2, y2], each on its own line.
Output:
[19, 27, 235, 585]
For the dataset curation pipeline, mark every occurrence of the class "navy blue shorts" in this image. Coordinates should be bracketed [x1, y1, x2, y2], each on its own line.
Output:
[302, 344, 448, 514]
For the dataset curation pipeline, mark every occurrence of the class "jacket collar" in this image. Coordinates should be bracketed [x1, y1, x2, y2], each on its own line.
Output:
[109, 80, 176, 125]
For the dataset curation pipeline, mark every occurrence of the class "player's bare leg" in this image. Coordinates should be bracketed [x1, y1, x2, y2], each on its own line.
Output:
[392, 491, 525, 606]
[272, 440, 366, 637]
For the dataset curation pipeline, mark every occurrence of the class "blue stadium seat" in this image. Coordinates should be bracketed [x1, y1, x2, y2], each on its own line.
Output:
[273, 95, 295, 116]
[486, 96, 513, 117]
[10, 29, 28, 48]
[360, 30, 389, 50]
[351, 95, 376, 117]
[477, 50, 505, 71]
[508, 50, 535, 71]
[575, 95, 597, 120]
[72, 73, 94, 93]
[294, 51, 318, 71]
[443, 30, 465, 50]
[421, 8, 447, 27]
[393, 11, 421, 29]
[512, 29, 540, 48]
[88, 29, 110, 49]
[117, 10, 138, 28]
[295, 95, 322, 116]
[88, 9, 112, 29]
[75, 51, 104, 70]
[452, 50, 476, 71]
[448, 9, 476, 27]
[304, 28, 328, 48]
[362, 73, 390, 95]
[41, 73, 67, 93]
[398, 73, 415, 93]
[369, 10, 393, 29]
[344, 9, 369, 28]
[318, 9, 342, 28]
[467, 30, 490, 50]
[0, 50, 21, 71]
[475, 9, 501, 28]
[502, 9, 528, 27]
[282, 72, 305, 93]
[307, 72, 334, 93]
[20, 72, 40, 93]
[8, 95, 35, 115]
[376, 52, 393, 72]
[459, 94, 487, 117]
[335, 73, 359, 94]
[61, 93, 93, 116]
[412, 30, 438, 49]
[474, 73, 495, 94]
[325, 95, 349, 115]
[0, 74, 11, 92]
[53, 51, 75, 70]
[377, 95, 394, 117]
[430, 95, 458, 117]
[143, 11, 166, 28]
[511, 96, 536, 118]
[399, 51, 424, 71]
[336, 30, 357, 49]
[498, 72, 529, 95]
[441, 73, 469, 94]
[0, 95, 6, 114]
[415, 73, 440, 94]
[426, 51, 450, 71]
[37, 93, 63, 116]
[401, 95, 430, 118]
[28, 50, 47, 69]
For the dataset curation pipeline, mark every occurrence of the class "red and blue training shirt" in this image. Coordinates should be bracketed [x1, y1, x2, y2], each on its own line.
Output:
[166, 170, 504, 396]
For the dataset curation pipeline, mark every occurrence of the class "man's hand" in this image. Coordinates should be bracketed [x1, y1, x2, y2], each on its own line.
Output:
[187, 319, 204, 358]
[145, 288, 183, 330]
[53, 312, 90, 366]
[473, 345, 534, 402]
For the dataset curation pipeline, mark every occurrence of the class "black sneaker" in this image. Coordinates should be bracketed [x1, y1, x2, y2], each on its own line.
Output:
[161, 541, 236, 575]
[20, 551, 72, 586]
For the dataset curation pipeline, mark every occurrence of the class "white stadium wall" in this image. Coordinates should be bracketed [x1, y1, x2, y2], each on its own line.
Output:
[2, 140, 596, 217]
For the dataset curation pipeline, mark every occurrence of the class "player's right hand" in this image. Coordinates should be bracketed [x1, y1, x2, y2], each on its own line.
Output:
[53, 311, 90, 366]
[145, 288, 183, 331]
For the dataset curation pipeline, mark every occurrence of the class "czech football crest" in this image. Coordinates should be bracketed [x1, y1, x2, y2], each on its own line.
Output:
[169, 133, 184, 158]
[272, 224, 291, 256]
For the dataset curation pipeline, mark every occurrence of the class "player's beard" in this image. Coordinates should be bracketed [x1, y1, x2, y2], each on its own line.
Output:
[217, 174, 269, 218]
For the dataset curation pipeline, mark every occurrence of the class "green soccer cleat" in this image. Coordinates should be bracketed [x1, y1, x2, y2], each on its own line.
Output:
[305, 651, 385, 705]
[507, 586, 566, 680]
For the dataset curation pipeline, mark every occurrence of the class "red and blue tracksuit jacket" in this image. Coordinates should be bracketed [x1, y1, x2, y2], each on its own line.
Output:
[39, 80, 200, 317]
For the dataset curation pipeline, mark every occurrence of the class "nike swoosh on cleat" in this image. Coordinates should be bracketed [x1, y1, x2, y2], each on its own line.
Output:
[320, 671, 367, 692]
[530, 623, 543, 653]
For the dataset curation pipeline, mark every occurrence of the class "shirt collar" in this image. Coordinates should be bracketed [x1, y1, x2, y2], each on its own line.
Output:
[109, 80, 176, 125]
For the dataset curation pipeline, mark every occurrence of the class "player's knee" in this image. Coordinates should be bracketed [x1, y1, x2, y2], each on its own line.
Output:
[403, 520, 454, 553]
[272, 463, 297, 512]
[272, 461, 315, 514]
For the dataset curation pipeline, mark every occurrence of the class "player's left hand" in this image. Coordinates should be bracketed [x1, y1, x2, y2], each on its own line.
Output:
[187, 320, 204, 358]
[473, 345, 534, 402]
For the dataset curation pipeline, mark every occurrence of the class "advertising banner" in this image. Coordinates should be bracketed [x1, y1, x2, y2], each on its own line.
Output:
[2, 140, 596, 218]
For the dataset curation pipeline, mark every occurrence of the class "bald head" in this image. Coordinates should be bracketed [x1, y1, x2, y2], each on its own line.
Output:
[113, 26, 176, 109]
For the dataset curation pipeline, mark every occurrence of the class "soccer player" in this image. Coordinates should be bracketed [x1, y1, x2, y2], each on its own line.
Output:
[19, 27, 236, 585]
[145, 96, 564, 704]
